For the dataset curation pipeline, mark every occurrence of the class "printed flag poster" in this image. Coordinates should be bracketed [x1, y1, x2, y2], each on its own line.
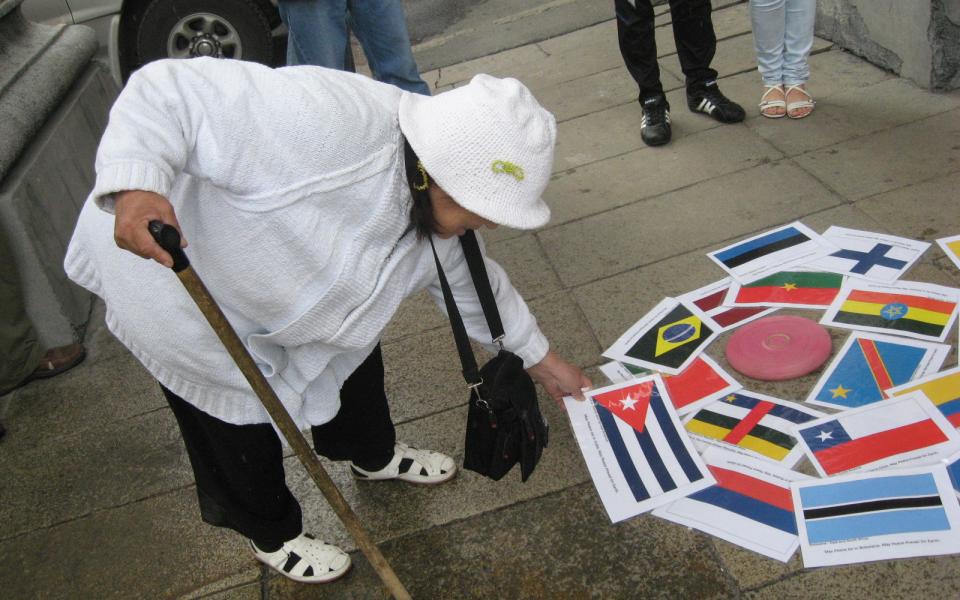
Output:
[936, 234, 960, 271]
[887, 365, 960, 429]
[806, 332, 949, 410]
[564, 376, 715, 522]
[821, 280, 960, 342]
[678, 279, 776, 331]
[683, 391, 827, 468]
[945, 450, 960, 499]
[600, 356, 742, 416]
[604, 298, 720, 375]
[707, 222, 836, 284]
[792, 466, 960, 567]
[795, 392, 960, 477]
[725, 269, 844, 309]
[654, 448, 810, 562]
[808, 226, 930, 283]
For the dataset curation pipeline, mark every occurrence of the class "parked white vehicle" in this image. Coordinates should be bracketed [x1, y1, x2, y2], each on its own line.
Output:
[22, 0, 285, 85]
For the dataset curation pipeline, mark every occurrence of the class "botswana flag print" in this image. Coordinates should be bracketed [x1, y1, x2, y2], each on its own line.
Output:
[685, 392, 825, 467]
[806, 332, 947, 410]
[708, 222, 834, 284]
[604, 298, 719, 376]
[565, 377, 714, 522]
[793, 467, 960, 567]
[887, 366, 960, 428]
[654, 451, 809, 562]
[823, 281, 959, 342]
[796, 393, 960, 477]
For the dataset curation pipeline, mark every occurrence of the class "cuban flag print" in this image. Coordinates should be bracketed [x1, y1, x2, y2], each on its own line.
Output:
[793, 466, 960, 567]
[653, 449, 810, 562]
[795, 393, 960, 477]
[565, 376, 714, 523]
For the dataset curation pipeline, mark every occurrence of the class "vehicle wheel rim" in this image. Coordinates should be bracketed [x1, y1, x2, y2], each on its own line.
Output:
[167, 13, 243, 59]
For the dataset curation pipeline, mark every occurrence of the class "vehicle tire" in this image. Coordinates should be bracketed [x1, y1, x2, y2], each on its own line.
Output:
[134, 0, 273, 67]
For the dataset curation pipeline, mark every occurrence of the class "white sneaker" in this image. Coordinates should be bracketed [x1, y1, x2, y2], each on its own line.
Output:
[350, 442, 457, 485]
[250, 533, 350, 583]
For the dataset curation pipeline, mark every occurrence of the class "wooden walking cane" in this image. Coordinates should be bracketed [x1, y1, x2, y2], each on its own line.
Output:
[148, 221, 412, 600]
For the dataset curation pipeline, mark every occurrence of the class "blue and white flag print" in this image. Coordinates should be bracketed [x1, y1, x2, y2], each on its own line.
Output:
[565, 376, 715, 522]
[792, 465, 960, 567]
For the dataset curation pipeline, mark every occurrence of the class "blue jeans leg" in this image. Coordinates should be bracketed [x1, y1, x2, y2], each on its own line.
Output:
[349, 0, 430, 95]
[750, 0, 786, 86]
[278, 0, 349, 68]
[782, 0, 815, 86]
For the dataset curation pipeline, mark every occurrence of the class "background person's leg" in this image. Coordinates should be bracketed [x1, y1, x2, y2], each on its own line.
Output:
[311, 344, 396, 471]
[162, 386, 303, 550]
[615, 0, 664, 100]
[0, 229, 43, 393]
[278, 0, 350, 67]
[348, 0, 430, 94]
[781, 0, 815, 86]
[750, 0, 787, 86]
[668, 0, 718, 89]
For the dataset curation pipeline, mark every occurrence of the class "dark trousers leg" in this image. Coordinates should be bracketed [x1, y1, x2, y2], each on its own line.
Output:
[668, 0, 718, 88]
[163, 386, 303, 550]
[615, 0, 663, 99]
[0, 227, 43, 391]
[311, 344, 396, 471]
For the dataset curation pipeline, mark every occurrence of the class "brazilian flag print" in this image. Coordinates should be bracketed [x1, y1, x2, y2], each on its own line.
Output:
[626, 304, 715, 371]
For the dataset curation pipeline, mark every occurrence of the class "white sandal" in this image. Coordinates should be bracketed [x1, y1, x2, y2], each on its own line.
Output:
[351, 442, 457, 485]
[785, 84, 815, 119]
[250, 533, 351, 584]
[759, 85, 786, 119]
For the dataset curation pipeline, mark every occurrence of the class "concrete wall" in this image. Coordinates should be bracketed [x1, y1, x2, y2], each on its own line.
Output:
[816, 0, 960, 90]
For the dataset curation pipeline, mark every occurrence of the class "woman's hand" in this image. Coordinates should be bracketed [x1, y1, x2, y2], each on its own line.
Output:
[527, 350, 592, 406]
[113, 190, 186, 268]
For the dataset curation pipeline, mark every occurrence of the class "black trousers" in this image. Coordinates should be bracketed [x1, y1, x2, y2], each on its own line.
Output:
[615, 0, 718, 99]
[163, 344, 396, 549]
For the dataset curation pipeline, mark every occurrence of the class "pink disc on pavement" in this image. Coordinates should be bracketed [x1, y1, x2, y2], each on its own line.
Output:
[725, 315, 831, 381]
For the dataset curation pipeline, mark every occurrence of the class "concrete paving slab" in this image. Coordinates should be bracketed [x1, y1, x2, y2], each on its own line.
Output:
[1, 343, 164, 449]
[711, 536, 805, 591]
[546, 123, 784, 227]
[286, 395, 592, 554]
[423, 43, 549, 90]
[0, 487, 259, 599]
[180, 574, 264, 599]
[0, 406, 192, 538]
[747, 77, 960, 157]
[270, 483, 736, 599]
[793, 108, 960, 201]
[382, 291, 602, 424]
[854, 171, 960, 241]
[540, 159, 842, 288]
[743, 556, 960, 598]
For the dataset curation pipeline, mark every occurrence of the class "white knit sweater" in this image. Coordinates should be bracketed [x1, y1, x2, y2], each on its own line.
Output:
[64, 58, 549, 428]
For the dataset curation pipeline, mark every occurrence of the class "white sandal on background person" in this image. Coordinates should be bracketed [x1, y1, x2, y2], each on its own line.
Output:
[785, 84, 815, 119]
[250, 533, 351, 584]
[759, 84, 786, 119]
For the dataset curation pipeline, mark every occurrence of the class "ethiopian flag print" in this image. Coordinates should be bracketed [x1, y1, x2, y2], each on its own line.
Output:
[833, 288, 956, 339]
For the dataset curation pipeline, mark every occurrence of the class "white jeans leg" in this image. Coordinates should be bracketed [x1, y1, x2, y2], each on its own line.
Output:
[750, 0, 786, 86]
[782, 0, 816, 86]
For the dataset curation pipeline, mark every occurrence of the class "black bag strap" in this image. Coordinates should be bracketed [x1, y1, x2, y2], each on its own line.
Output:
[429, 236, 482, 388]
[458, 230, 505, 345]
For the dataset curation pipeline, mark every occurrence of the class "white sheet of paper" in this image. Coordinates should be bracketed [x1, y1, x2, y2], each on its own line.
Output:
[792, 465, 960, 567]
[886, 364, 960, 430]
[683, 391, 827, 468]
[603, 297, 720, 375]
[707, 221, 837, 284]
[935, 234, 960, 272]
[793, 391, 960, 478]
[807, 226, 930, 283]
[820, 279, 960, 343]
[599, 361, 648, 384]
[805, 331, 949, 410]
[563, 376, 715, 523]
[654, 448, 810, 562]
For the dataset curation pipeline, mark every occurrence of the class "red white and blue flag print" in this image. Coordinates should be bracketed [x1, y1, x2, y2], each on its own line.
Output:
[653, 450, 809, 562]
[565, 377, 714, 522]
[792, 466, 960, 567]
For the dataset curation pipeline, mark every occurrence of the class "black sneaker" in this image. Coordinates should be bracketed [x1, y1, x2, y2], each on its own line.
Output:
[687, 80, 745, 124]
[640, 95, 672, 147]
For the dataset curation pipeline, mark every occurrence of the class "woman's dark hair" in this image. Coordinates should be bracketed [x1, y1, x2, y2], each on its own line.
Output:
[403, 138, 437, 240]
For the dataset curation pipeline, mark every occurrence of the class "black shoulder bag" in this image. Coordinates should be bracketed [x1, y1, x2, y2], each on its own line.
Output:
[429, 231, 549, 482]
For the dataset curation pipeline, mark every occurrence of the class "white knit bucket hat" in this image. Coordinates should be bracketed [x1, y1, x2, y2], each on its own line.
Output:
[398, 74, 556, 230]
